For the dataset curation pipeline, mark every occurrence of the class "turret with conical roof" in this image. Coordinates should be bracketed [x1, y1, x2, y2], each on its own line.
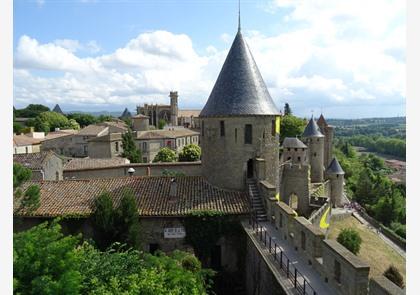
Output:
[302, 116, 324, 183]
[326, 157, 345, 207]
[120, 108, 132, 120]
[317, 114, 334, 168]
[199, 15, 280, 191]
[53, 104, 64, 115]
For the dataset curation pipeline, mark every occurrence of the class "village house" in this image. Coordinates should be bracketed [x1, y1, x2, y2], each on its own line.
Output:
[14, 176, 249, 269]
[13, 134, 41, 155]
[13, 151, 63, 181]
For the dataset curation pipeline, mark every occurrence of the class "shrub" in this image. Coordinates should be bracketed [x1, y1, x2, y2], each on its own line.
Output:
[153, 147, 177, 163]
[384, 265, 404, 288]
[337, 228, 362, 255]
[178, 144, 201, 162]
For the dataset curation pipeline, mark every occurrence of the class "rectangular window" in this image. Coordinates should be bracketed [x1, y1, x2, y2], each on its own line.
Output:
[143, 142, 147, 151]
[201, 121, 204, 137]
[220, 121, 225, 137]
[115, 142, 119, 152]
[235, 128, 238, 143]
[245, 124, 252, 144]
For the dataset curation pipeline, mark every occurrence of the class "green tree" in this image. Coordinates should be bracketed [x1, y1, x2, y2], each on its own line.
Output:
[121, 130, 142, 163]
[178, 144, 201, 162]
[283, 103, 292, 116]
[15, 104, 50, 118]
[13, 163, 32, 188]
[153, 147, 177, 163]
[384, 265, 404, 288]
[280, 115, 306, 142]
[158, 119, 166, 129]
[114, 189, 141, 249]
[92, 192, 116, 250]
[68, 119, 80, 130]
[67, 113, 98, 127]
[97, 114, 114, 122]
[337, 228, 362, 255]
[13, 122, 24, 134]
[13, 221, 82, 295]
[34, 111, 78, 132]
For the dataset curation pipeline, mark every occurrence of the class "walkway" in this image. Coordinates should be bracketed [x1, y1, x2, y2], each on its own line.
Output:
[244, 220, 336, 295]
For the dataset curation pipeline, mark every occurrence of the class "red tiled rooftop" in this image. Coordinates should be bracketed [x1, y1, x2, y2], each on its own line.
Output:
[15, 176, 250, 218]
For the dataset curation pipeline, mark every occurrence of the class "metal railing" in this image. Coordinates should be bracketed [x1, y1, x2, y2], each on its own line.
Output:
[249, 218, 317, 295]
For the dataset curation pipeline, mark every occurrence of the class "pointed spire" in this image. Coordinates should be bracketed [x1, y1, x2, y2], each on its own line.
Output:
[238, 0, 241, 32]
[326, 157, 345, 175]
[302, 116, 324, 138]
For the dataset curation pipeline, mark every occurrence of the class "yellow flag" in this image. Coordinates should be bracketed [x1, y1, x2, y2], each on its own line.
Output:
[275, 192, 280, 201]
[275, 116, 280, 134]
[320, 206, 331, 229]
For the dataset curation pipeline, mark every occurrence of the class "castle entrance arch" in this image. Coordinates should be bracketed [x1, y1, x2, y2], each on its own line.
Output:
[247, 159, 254, 179]
[289, 193, 298, 211]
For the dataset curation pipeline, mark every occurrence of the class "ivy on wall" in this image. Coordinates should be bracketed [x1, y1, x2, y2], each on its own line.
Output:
[183, 210, 242, 260]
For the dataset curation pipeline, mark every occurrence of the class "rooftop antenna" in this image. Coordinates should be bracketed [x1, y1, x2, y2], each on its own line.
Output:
[238, 0, 241, 32]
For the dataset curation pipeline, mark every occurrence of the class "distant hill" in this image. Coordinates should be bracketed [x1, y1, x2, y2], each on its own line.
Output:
[327, 117, 406, 127]
[67, 110, 126, 117]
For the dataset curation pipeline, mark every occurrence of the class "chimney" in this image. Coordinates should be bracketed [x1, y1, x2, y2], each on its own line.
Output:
[169, 178, 177, 198]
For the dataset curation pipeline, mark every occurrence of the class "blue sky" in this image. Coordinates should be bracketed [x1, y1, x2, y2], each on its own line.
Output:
[13, 0, 406, 118]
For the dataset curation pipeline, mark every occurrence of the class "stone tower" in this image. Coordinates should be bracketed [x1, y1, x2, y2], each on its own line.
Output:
[302, 117, 325, 183]
[199, 25, 280, 191]
[281, 137, 307, 165]
[169, 91, 178, 126]
[326, 157, 345, 207]
[317, 114, 333, 168]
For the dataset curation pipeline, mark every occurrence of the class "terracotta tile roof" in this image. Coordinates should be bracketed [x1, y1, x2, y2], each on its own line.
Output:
[64, 157, 129, 171]
[42, 130, 78, 141]
[98, 121, 128, 130]
[15, 176, 250, 217]
[13, 151, 56, 170]
[78, 125, 108, 136]
[13, 135, 41, 147]
[135, 129, 199, 140]
[178, 110, 201, 117]
[88, 133, 122, 142]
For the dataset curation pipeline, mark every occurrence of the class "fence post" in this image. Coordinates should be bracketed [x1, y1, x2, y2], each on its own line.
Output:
[294, 268, 297, 288]
[264, 231, 267, 246]
[280, 251, 283, 269]
[274, 244, 277, 260]
[269, 237, 272, 253]
[287, 258, 289, 278]
[303, 280, 306, 294]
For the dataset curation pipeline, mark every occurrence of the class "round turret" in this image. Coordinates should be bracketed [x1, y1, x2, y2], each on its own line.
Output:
[199, 30, 280, 191]
[302, 117, 325, 183]
[326, 158, 345, 207]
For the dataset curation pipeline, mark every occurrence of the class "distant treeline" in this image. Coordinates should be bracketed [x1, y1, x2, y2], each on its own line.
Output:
[343, 135, 405, 159]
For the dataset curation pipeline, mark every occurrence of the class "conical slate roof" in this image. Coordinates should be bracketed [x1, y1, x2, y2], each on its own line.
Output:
[120, 108, 132, 119]
[302, 117, 324, 138]
[317, 114, 328, 127]
[199, 30, 279, 117]
[326, 158, 345, 175]
[282, 137, 307, 149]
[53, 104, 64, 114]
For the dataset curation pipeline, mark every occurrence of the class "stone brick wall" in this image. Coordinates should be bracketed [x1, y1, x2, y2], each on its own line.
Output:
[280, 164, 310, 216]
[322, 239, 370, 295]
[303, 136, 325, 183]
[41, 136, 74, 156]
[64, 162, 202, 179]
[369, 276, 404, 295]
[42, 153, 63, 180]
[200, 116, 279, 191]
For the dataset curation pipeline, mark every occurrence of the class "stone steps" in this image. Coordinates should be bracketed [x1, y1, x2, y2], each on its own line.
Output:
[248, 179, 268, 222]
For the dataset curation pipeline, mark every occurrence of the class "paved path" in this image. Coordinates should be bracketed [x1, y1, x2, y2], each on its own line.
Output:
[248, 221, 336, 295]
[352, 211, 406, 258]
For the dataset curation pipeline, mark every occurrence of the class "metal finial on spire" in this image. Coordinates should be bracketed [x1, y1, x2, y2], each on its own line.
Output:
[238, 0, 241, 31]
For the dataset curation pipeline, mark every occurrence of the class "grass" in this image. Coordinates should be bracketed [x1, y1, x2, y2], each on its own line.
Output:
[328, 216, 406, 282]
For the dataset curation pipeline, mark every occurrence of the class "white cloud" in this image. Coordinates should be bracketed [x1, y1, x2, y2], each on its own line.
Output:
[14, 1, 405, 117]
